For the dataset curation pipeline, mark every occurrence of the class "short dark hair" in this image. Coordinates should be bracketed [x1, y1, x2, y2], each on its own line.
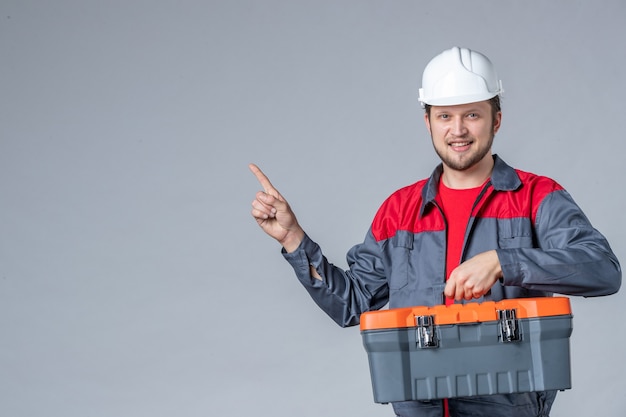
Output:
[424, 95, 501, 122]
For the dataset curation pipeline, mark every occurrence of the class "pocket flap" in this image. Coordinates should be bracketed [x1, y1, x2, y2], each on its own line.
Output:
[391, 231, 414, 250]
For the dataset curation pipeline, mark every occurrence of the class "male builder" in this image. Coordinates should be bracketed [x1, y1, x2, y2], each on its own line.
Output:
[249, 46, 621, 417]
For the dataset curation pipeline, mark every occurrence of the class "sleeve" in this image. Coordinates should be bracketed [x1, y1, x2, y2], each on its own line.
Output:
[282, 230, 389, 327]
[497, 189, 621, 296]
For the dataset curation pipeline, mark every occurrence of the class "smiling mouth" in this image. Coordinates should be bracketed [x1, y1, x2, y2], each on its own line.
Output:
[449, 141, 473, 150]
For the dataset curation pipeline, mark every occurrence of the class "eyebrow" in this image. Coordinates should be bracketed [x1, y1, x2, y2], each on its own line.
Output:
[434, 108, 483, 115]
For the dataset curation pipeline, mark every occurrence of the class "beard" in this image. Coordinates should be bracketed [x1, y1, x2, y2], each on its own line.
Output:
[432, 131, 495, 172]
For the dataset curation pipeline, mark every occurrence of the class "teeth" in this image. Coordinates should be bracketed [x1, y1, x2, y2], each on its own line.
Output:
[451, 142, 470, 147]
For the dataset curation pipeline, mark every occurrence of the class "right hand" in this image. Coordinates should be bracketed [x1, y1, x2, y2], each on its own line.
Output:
[249, 163, 304, 252]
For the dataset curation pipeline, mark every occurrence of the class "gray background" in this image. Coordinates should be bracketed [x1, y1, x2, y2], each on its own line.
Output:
[1, 1, 624, 416]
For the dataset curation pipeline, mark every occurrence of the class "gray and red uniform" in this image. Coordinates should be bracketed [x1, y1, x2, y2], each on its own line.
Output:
[283, 155, 621, 416]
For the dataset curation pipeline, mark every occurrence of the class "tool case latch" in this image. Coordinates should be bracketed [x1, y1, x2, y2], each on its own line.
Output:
[416, 315, 439, 348]
[498, 309, 520, 343]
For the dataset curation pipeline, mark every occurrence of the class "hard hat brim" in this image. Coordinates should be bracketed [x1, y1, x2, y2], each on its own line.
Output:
[419, 92, 499, 107]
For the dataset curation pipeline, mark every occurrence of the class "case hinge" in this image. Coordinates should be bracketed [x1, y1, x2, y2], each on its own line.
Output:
[416, 315, 439, 348]
[498, 308, 521, 343]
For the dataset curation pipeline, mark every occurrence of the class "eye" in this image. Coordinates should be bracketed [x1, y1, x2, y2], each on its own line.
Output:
[438, 114, 449, 120]
[467, 113, 478, 119]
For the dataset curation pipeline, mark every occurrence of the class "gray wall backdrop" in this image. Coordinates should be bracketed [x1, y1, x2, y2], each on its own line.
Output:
[1, 1, 625, 416]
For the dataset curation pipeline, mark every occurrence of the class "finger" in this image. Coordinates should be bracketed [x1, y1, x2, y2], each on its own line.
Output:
[251, 206, 273, 221]
[460, 279, 472, 299]
[444, 280, 455, 299]
[255, 191, 283, 213]
[445, 279, 463, 301]
[249, 163, 279, 196]
[472, 282, 487, 298]
[456, 278, 469, 301]
[251, 195, 277, 218]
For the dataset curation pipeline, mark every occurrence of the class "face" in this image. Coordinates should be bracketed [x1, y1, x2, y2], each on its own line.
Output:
[425, 101, 501, 173]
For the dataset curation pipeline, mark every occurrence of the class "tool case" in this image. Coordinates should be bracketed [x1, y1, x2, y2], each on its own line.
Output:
[360, 297, 573, 403]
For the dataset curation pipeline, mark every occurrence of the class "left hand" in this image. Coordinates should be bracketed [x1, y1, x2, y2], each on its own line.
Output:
[444, 250, 503, 301]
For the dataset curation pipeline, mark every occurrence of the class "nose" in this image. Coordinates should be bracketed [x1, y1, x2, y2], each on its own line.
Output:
[451, 116, 468, 136]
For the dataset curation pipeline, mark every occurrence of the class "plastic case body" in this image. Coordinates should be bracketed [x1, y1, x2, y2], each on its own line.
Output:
[360, 297, 573, 403]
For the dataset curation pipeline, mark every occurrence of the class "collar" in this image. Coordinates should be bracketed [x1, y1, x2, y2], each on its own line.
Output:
[419, 154, 522, 217]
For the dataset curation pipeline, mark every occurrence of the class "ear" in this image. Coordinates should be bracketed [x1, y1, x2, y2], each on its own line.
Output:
[424, 112, 431, 133]
[493, 111, 502, 134]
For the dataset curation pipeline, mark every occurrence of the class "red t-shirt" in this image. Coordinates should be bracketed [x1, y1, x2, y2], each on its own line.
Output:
[436, 178, 486, 416]
[437, 179, 485, 304]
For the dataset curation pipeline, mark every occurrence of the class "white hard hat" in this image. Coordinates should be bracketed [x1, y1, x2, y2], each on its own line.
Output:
[418, 47, 503, 108]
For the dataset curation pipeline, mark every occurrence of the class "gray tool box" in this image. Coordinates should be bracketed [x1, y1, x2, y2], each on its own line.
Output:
[360, 297, 573, 403]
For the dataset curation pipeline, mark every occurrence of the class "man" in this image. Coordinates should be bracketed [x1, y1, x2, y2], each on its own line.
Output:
[249, 47, 621, 417]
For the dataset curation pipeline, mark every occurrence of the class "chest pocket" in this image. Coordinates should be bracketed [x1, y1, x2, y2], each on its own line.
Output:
[388, 231, 413, 290]
[497, 217, 534, 249]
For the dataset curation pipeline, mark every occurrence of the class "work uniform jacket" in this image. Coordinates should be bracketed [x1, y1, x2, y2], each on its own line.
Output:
[283, 155, 621, 417]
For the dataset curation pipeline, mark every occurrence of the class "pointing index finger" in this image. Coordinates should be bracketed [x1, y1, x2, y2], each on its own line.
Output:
[249, 163, 277, 194]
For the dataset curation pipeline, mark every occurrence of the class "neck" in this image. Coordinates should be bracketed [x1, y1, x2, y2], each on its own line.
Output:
[442, 153, 494, 189]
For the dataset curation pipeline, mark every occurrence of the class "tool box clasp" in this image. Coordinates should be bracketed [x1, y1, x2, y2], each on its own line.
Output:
[497, 309, 520, 343]
[415, 315, 439, 348]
